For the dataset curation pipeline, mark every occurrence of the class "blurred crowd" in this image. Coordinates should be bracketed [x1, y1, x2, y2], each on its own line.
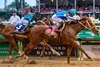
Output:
[20, 4, 100, 14]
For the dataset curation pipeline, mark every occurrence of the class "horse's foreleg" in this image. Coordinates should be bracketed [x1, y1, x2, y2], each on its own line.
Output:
[71, 41, 92, 60]
[8, 39, 20, 63]
[8, 43, 17, 63]
[40, 45, 45, 57]
[42, 40, 60, 56]
[24, 43, 36, 64]
[8, 45, 13, 59]
[67, 46, 73, 64]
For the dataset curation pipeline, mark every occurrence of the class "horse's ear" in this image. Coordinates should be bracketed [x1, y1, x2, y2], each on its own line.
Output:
[0, 22, 5, 28]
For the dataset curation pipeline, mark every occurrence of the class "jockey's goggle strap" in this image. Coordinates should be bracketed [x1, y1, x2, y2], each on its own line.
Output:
[66, 16, 76, 20]
[78, 20, 95, 31]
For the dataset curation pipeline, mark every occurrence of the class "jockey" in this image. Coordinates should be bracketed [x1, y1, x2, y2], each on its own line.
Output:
[9, 11, 21, 25]
[49, 9, 80, 38]
[15, 12, 33, 32]
[28, 12, 42, 27]
[52, 10, 67, 26]
[45, 10, 68, 38]
[67, 9, 80, 21]
[51, 10, 67, 32]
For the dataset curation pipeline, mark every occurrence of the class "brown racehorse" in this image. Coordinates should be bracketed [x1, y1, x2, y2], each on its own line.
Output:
[13, 17, 99, 63]
[0, 18, 59, 62]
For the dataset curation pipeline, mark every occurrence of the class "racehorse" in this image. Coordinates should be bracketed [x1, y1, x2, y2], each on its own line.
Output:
[13, 17, 99, 63]
[0, 18, 59, 63]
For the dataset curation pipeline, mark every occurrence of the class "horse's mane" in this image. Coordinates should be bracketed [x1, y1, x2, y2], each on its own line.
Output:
[79, 17, 88, 21]
[79, 16, 93, 24]
[64, 16, 92, 25]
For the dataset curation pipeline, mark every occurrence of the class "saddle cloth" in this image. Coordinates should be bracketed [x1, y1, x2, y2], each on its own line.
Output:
[15, 23, 26, 32]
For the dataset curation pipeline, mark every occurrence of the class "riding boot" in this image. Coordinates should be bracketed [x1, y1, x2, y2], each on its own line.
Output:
[55, 23, 62, 33]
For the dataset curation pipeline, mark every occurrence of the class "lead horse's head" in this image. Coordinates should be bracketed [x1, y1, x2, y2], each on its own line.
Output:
[78, 17, 99, 34]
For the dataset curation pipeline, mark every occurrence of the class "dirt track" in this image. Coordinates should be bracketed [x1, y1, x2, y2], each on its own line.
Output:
[0, 57, 100, 67]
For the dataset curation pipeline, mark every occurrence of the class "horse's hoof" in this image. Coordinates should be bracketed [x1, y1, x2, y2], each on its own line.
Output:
[53, 51, 60, 56]
[8, 61, 14, 64]
[29, 60, 36, 64]
[40, 55, 44, 57]
[15, 56, 20, 58]
[2, 60, 14, 64]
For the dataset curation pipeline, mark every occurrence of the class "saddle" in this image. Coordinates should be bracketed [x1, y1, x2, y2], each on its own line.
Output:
[45, 22, 65, 38]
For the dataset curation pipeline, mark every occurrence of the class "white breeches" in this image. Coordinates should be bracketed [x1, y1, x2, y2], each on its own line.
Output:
[52, 14, 63, 26]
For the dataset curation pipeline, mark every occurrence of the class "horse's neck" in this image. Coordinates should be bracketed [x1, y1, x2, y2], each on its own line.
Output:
[71, 23, 85, 35]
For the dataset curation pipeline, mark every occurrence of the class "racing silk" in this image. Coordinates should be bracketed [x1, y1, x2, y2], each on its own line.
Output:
[21, 17, 28, 25]
[52, 10, 67, 25]
[24, 13, 33, 21]
[28, 14, 42, 27]
[32, 14, 42, 22]
[15, 14, 34, 32]
[56, 10, 67, 19]
[67, 15, 80, 21]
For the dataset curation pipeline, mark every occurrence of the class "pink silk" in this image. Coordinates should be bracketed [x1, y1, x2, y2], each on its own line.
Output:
[45, 25, 57, 36]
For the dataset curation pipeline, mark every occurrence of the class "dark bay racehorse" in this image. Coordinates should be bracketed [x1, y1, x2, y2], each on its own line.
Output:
[0, 18, 59, 62]
[14, 17, 99, 63]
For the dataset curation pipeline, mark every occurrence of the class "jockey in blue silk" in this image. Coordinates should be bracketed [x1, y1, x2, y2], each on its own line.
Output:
[67, 9, 80, 21]
[52, 10, 67, 26]
[51, 9, 80, 33]
[51, 10, 68, 33]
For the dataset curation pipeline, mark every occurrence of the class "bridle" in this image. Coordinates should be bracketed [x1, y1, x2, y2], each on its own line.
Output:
[78, 19, 95, 31]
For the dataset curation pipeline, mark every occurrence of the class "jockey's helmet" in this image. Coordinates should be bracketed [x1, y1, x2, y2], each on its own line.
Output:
[68, 9, 76, 15]
[35, 12, 41, 18]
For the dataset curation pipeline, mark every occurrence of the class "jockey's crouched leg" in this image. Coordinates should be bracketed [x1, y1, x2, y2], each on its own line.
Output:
[55, 22, 62, 33]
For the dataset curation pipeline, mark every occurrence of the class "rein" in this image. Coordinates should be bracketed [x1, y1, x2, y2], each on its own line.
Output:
[78, 20, 95, 31]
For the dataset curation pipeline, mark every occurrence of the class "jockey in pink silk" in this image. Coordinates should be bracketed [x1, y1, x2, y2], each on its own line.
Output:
[45, 10, 67, 37]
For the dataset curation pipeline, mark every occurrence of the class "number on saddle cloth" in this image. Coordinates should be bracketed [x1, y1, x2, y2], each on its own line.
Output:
[15, 23, 26, 32]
